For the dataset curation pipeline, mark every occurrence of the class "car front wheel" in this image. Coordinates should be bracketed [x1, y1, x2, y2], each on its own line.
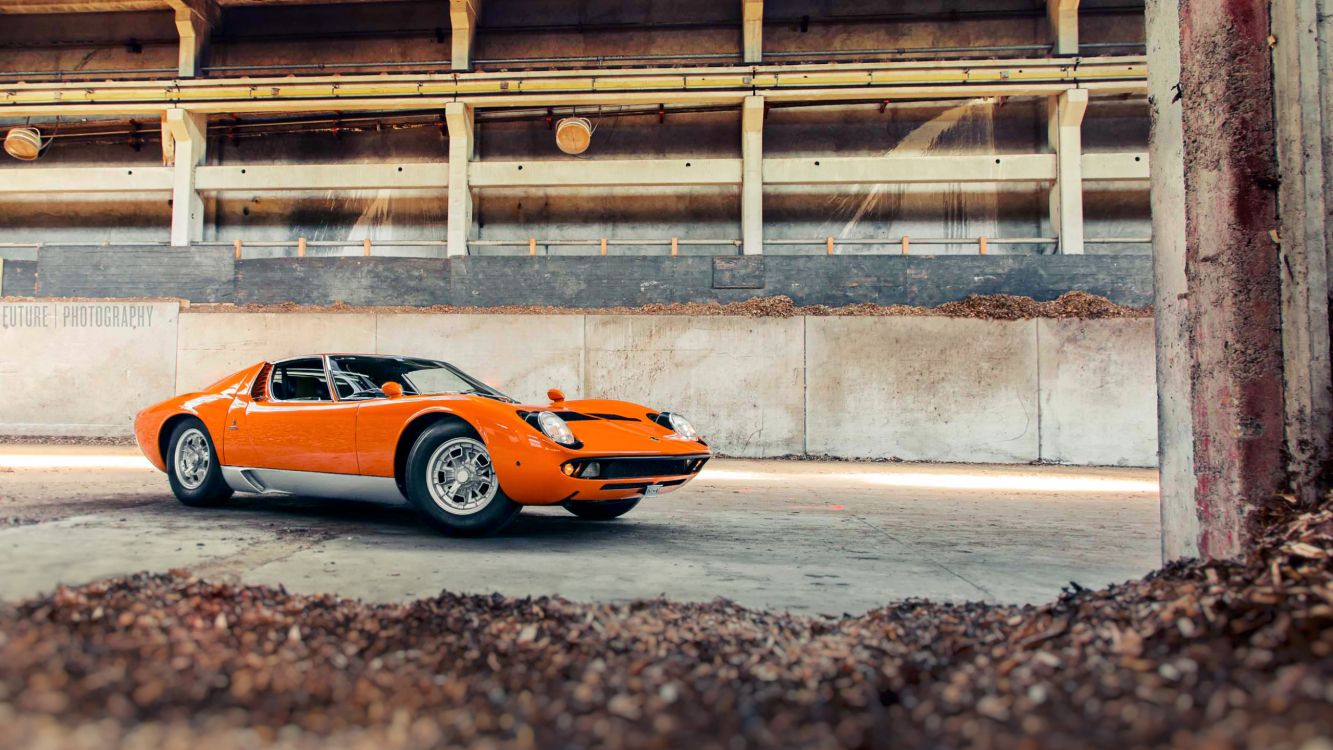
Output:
[565, 497, 641, 521]
[404, 422, 522, 536]
[166, 418, 233, 507]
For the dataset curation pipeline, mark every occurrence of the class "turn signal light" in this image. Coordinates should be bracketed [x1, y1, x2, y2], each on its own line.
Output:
[562, 463, 576, 476]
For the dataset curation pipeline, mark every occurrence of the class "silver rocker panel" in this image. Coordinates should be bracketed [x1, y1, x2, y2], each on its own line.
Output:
[221, 466, 407, 504]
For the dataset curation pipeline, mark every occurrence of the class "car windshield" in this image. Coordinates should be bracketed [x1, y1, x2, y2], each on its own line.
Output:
[328, 355, 514, 402]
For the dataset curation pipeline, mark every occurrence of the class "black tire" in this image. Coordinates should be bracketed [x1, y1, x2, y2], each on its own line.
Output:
[166, 418, 233, 507]
[404, 421, 522, 536]
[565, 498, 641, 521]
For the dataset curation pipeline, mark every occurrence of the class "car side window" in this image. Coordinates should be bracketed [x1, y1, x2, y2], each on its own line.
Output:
[269, 358, 333, 402]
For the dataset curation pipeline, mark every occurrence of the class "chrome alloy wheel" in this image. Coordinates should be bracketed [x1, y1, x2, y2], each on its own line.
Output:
[426, 437, 498, 515]
[175, 427, 211, 490]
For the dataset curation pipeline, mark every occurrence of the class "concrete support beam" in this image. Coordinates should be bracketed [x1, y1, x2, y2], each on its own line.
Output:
[1048, 89, 1088, 254]
[742, 0, 763, 64]
[1272, 0, 1333, 502]
[1148, 0, 1287, 559]
[1048, 0, 1081, 56]
[741, 96, 764, 256]
[764, 152, 1147, 185]
[165, 0, 217, 78]
[164, 108, 207, 247]
[0, 167, 172, 193]
[195, 163, 448, 191]
[445, 102, 474, 257]
[471, 159, 740, 188]
[1, 153, 1150, 196]
[449, 0, 480, 72]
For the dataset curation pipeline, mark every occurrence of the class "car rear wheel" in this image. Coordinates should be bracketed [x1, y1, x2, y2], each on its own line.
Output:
[166, 418, 233, 507]
[404, 422, 521, 536]
[565, 498, 641, 521]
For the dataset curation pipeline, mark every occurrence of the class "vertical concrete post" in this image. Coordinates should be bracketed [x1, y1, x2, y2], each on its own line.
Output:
[741, 96, 764, 256]
[450, 0, 480, 71]
[1272, 0, 1333, 503]
[445, 102, 475, 258]
[1147, 0, 1198, 560]
[167, 0, 216, 78]
[1048, 89, 1088, 254]
[1147, 0, 1287, 559]
[165, 108, 207, 248]
[742, 0, 764, 63]
[1047, 0, 1081, 56]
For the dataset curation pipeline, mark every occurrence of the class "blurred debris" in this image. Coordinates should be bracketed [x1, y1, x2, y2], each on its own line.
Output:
[194, 292, 1151, 320]
[0, 502, 1327, 750]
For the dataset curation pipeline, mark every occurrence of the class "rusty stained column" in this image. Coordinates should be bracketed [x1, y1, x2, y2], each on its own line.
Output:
[1150, 0, 1287, 559]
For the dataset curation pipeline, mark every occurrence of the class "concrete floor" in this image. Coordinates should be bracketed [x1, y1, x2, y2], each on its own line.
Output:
[0, 444, 1162, 615]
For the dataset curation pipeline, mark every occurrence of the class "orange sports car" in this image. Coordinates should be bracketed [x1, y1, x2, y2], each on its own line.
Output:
[135, 354, 710, 535]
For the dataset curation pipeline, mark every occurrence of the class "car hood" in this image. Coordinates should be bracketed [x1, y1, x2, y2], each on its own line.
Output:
[515, 398, 709, 456]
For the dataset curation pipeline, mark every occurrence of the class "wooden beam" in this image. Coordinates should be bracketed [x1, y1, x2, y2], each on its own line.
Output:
[165, 0, 217, 77]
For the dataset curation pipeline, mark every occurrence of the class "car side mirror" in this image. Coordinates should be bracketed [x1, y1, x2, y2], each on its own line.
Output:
[382, 382, 404, 399]
[548, 388, 565, 403]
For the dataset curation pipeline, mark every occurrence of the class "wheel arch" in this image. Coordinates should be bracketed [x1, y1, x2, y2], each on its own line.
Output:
[393, 411, 482, 493]
[157, 412, 204, 468]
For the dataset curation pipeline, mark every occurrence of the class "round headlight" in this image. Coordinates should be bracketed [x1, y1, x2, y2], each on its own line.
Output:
[536, 411, 577, 446]
[667, 412, 699, 440]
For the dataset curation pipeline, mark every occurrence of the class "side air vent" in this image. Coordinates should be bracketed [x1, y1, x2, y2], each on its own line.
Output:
[251, 363, 273, 400]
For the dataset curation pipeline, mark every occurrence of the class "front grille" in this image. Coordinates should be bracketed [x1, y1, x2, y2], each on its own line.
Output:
[568, 455, 709, 480]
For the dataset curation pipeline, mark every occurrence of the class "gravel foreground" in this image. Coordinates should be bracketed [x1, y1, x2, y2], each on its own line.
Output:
[0, 502, 1328, 750]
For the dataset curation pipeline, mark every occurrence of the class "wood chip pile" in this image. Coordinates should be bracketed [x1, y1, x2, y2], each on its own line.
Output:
[0, 501, 1327, 750]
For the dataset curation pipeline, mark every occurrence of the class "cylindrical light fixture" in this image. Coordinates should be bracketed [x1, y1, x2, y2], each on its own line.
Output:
[555, 117, 593, 155]
[4, 127, 43, 160]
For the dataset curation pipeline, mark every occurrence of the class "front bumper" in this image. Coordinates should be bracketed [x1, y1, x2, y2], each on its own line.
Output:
[490, 440, 711, 505]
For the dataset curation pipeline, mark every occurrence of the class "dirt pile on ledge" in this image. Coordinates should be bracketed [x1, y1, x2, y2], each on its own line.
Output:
[197, 292, 1151, 320]
[1, 501, 1327, 750]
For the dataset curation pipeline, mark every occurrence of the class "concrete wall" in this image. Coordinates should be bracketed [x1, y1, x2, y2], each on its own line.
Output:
[0, 301, 178, 437]
[0, 301, 1158, 466]
[806, 318, 1040, 462]
[0, 250, 1155, 308]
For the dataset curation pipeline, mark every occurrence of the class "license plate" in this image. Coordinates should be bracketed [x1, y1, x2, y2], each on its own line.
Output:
[643, 484, 662, 498]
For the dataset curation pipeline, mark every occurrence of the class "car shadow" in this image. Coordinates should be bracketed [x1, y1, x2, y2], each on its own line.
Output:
[199, 494, 658, 542]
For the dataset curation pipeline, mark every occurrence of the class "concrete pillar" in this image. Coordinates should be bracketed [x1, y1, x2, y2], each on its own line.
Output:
[1047, 0, 1080, 56]
[1146, 0, 1198, 560]
[1147, 0, 1288, 559]
[742, 0, 763, 63]
[165, 108, 207, 247]
[445, 102, 474, 257]
[1272, 0, 1333, 504]
[1048, 89, 1087, 255]
[450, 0, 480, 71]
[741, 96, 764, 256]
[167, 0, 216, 78]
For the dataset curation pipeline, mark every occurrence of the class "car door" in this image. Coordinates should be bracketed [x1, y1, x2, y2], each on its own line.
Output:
[228, 356, 361, 475]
